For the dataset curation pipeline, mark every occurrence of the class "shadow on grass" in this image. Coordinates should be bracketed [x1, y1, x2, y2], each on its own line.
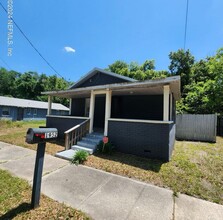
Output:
[0, 202, 31, 220]
[93, 151, 165, 172]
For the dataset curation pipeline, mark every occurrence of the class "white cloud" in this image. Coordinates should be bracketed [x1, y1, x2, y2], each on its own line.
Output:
[64, 46, 75, 53]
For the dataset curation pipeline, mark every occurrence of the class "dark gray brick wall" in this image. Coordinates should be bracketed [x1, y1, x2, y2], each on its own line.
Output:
[46, 116, 86, 139]
[108, 121, 175, 161]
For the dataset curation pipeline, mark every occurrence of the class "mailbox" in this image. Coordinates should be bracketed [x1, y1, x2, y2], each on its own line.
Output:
[26, 128, 58, 144]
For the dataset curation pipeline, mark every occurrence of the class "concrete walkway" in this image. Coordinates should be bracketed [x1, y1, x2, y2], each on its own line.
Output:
[0, 141, 223, 220]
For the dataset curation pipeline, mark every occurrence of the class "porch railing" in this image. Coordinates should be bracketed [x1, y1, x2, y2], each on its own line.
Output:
[64, 119, 90, 150]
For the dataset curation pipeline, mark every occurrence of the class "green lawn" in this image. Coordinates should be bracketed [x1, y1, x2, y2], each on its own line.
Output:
[0, 119, 222, 205]
[86, 138, 223, 205]
[0, 169, 90, 219]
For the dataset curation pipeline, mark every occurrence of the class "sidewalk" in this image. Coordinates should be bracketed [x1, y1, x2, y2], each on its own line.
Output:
[1, 141, 223, 220]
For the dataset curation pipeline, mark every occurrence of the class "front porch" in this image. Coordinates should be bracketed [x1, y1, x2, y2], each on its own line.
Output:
[45, 77, 179, 161]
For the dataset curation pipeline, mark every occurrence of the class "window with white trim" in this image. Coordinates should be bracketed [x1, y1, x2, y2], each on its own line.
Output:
[2, 107, 10, 116]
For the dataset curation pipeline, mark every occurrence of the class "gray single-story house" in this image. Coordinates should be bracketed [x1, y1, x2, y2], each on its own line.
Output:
[43, 68, 181, 161]
[0, 96, 69, 121]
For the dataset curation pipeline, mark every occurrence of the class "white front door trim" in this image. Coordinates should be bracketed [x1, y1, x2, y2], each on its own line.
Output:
[89, 89, 112, 135]
[89, 91, 95, 133]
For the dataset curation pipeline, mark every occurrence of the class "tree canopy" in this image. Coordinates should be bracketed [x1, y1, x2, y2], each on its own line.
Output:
[179, 48, 223, 114]
[106, 60, 168, 80]
[0, 69, 71, 106]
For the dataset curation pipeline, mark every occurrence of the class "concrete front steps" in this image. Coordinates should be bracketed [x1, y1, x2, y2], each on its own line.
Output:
[55, 132, 103, 161]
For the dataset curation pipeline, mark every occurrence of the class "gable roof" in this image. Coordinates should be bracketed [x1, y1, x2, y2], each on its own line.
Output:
[0, 96, 69, 111]
[69, 67, 137, 89]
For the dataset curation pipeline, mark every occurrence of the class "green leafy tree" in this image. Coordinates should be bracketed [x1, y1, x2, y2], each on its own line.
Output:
[39, 75, 70, 106]
[107, 60, 129, 77]
[0, 67, 71, 107]
[0, 68, 20, 96]
[16, 72, 39, 99]
[179, 48, 223, 114]
[169, 49, 195, 94]
[141, 60, 155, 72]
[35, 73, 48, 99]
[107, 59, 168, 81]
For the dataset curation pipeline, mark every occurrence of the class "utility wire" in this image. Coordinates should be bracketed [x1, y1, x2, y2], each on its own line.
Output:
[0, 2, 65, 79]
[0, 57, 11, 69]
[184, 0, 189, 50]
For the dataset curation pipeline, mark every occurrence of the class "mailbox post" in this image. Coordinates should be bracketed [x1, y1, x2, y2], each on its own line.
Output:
[25, 128, 58, 209]
[31, 142, 46, 209]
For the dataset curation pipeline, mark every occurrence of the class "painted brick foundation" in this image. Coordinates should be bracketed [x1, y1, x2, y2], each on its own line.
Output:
[108, 120, 175, 161]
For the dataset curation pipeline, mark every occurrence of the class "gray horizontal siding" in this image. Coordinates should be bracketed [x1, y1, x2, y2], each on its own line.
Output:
[108, 120, 175, 161]
[46, 116, 86, 139]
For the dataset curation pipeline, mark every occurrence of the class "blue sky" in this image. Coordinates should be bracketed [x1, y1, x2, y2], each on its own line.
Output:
[0, 0, 223, 81]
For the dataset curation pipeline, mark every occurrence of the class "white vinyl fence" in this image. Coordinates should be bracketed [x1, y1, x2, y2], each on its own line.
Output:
[176, 114, 217, 142]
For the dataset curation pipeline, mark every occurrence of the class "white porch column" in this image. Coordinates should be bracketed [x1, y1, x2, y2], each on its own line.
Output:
[169, 93, 173, 120]
[104, 90, 112, 136]
[69, 98, 72, 115]
[89, 90, 95, 133]
[163, 85, 170, 121]
[47, 96, 52, 115]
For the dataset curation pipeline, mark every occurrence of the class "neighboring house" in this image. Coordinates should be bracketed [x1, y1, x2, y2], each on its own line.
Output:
[0, 96, 69, 121]
[43, 67, 181, 161]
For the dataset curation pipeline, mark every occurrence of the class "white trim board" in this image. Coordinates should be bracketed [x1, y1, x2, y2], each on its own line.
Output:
[108, 118, 174, 124]
[47, 115, 89, 120]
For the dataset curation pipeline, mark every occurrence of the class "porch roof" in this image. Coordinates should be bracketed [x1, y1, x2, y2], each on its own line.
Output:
[42, 75, 181, 100]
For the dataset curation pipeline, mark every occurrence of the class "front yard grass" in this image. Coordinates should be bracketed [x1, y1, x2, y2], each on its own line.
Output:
[0, 120, 222, 205]
[0, 119, 64, 155]
[0, 169, 90, 219]
[85, 139, 223, 205]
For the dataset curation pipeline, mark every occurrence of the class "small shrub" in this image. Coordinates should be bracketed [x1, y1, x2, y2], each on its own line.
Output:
[71, 150, 89, 165]
[97, 141, 114, 154]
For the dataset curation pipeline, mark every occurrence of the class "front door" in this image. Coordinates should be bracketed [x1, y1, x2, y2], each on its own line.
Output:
[93, 96, 105, 133]
[17, 108, 24, 121]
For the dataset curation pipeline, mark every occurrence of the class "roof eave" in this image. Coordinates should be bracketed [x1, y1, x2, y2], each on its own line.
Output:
[42, 75, 181, 100]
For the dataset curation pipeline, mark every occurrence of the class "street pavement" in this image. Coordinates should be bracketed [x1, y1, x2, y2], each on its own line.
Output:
[0, 141, 223, 220]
